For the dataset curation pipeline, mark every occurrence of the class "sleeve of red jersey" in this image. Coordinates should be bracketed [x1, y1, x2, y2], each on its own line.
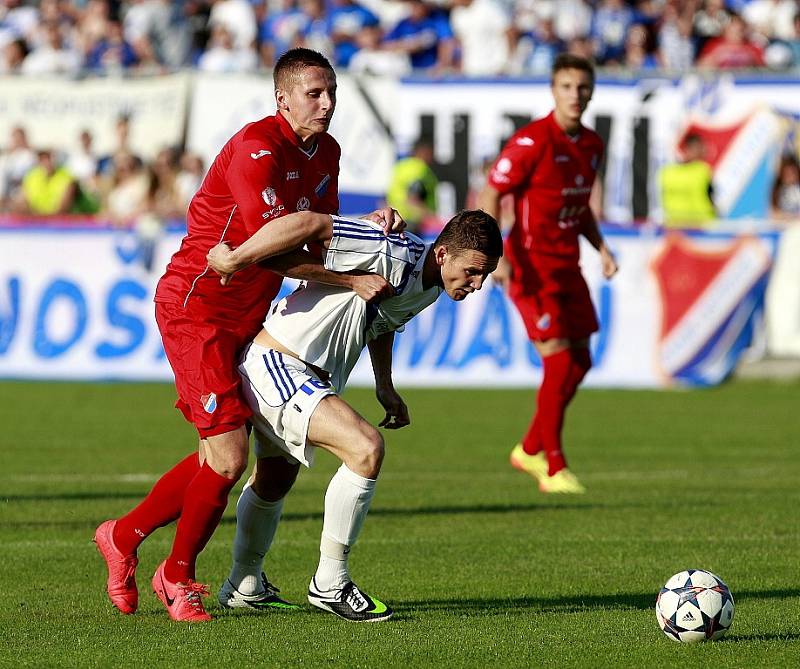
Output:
[225, 140, 286, 235]
[486, 132, 542, 195]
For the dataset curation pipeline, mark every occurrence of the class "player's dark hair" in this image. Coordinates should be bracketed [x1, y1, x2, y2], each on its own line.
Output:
[434, 209, 503, 258]
[274, 48, 335, 91]
[551, 53, 595, 83]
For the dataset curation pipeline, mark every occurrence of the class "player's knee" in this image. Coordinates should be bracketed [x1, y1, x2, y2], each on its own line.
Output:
[352, 427, 384, 478]
[216, 452, 248, 480]
[252, 458, 299, 501]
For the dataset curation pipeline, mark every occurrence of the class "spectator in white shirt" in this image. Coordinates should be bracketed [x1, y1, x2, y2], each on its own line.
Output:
[450, 0, 514, 76]
[198, 23, 258, 73]
[21, 21, 82, 76]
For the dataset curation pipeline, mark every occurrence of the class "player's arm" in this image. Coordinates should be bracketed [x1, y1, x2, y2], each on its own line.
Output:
[477, 184, 513, 288]
[206, 211, 333, 282]
[261, 249, 394, 304]
[580, 208, 618, 280]
[367, 332, 410, 430]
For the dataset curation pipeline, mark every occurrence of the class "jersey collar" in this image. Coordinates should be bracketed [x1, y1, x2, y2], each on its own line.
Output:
[547, 110, 583, 142]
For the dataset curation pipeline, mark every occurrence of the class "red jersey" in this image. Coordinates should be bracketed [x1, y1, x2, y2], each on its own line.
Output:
[487, 111, 603, 265]
[155, 112, 340, 323]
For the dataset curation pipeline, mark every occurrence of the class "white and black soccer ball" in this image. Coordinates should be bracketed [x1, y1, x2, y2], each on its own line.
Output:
[655, 569, 735, 643]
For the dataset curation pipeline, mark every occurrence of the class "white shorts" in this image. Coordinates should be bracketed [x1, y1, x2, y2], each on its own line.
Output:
[238, 342, 336, 468]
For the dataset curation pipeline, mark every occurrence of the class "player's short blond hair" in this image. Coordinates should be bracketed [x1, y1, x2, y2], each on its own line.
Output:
[274, 48, 335, 92]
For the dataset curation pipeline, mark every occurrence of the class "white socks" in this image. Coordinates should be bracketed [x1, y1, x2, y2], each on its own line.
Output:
[228, 484, 284, 595]
[314, 464, 377, 592]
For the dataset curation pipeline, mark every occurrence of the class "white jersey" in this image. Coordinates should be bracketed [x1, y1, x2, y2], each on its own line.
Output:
[264, 216, 442, 391]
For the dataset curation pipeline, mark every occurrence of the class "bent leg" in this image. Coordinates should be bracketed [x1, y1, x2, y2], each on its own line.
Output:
[165, 425, 249, 584]
[113, 450, 201, 555]
[307, 396, 384, 591]
[226, 447, 300, 596]
[529, 338, 592, 477]
[521, 337, 570, 458]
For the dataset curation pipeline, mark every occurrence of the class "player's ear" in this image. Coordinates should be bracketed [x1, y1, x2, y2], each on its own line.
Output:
[434, 245, 447, 267]
[276, 89, 288, 111]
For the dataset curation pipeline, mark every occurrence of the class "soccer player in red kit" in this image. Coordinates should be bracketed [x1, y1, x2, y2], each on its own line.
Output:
[478, 54, 618, 494]
[94, 48, 398, 622]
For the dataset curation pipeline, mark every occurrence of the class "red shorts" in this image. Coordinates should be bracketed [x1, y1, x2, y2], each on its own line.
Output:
[155, 301, 263, 438]
[508, 261, 598, 341]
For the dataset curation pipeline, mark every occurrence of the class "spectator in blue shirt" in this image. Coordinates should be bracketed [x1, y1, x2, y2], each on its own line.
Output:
[328, 0, 380, 68]
[258, 0, 305, 66]
[591, 0, 635, 64]
[86, 20, 138, 72]
[384, 0, 456, 71]
[295, 0, 334, 60]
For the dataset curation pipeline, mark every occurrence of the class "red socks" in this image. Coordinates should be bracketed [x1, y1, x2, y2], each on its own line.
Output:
[164, 462, 237, 583]
[113, 452, 201, 556]
[522, 347, 592, 475]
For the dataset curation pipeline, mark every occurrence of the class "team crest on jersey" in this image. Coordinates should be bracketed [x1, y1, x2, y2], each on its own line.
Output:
[297, 196, 310, 210]
[262, 187, 277, 206]
[315, 173, 330, 197]
[536, 313, 551, 331]
[201, 393, 217, 414]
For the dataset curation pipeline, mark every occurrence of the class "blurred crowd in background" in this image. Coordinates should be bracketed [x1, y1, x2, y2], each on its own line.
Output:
[0, 0, 799, 226]
[2, 0, 800, 77]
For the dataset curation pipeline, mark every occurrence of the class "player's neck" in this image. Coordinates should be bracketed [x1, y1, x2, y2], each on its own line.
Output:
[421, 248, 441, 290]
[280, 111, 319, 150]
[553, 110, 582, 136]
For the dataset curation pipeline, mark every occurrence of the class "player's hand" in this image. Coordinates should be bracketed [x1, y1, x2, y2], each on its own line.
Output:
[206, 242, 238, 285]
[351, 272, 395, 303]
[376, 386, 410, 430]
[491, 256, 513, 291]
[600, 245, 618, 280]
[361, 207, 406, 237]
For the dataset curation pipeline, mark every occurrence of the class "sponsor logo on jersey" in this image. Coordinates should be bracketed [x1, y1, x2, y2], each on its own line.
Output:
[516, 137, 534, 146]
[250, 149, 272, 159]
[262, 204, 285, 219]
[555, 155, 569, 162]
[314, 173, 330, 197]
[536, 313, 551, 331]
[286, 170, 299, 180]
[201, 393, 217, 414]
[297, 196, 310, 210]
[262, 187, 277, 206]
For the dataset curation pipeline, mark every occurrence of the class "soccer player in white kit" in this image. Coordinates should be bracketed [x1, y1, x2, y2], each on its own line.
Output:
[206, 209, 502, 621]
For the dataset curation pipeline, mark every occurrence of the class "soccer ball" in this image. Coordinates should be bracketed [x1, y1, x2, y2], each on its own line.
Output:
[655, 569, 735, 643]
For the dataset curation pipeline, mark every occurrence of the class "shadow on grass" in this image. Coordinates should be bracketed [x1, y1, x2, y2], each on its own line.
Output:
[2, 500, 605, 529]
[394, 588, 800, 616]
[265, 501, 604, 523]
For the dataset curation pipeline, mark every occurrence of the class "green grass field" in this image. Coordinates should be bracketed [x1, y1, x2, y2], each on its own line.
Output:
[1, 379, 799, 668]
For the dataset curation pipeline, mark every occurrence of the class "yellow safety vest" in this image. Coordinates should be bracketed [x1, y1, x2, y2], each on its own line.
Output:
[22, 166, 75, 215]
[660, 160, 716, 227]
